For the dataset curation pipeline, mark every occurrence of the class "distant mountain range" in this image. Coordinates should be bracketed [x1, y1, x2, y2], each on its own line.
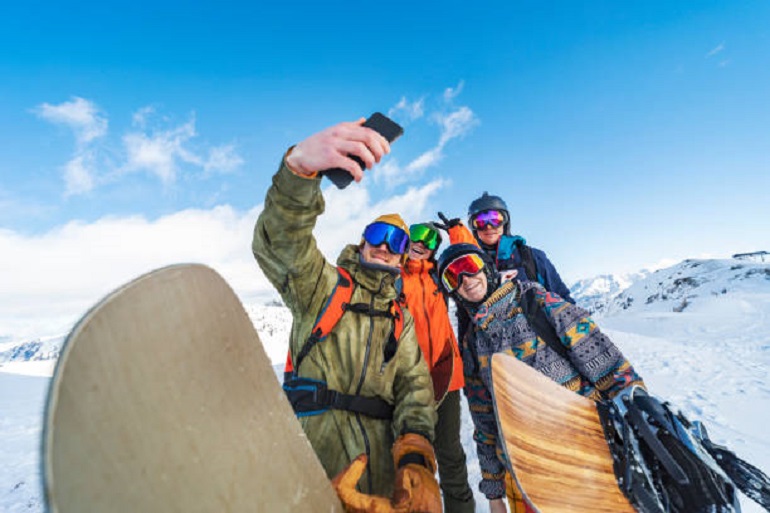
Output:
[570, 270, 651, 314]
[0, 334, 64, 365]
[2, 255, 768, 366]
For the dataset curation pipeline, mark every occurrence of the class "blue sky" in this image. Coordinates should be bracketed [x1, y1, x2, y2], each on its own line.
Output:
[2, 1, 769, 338]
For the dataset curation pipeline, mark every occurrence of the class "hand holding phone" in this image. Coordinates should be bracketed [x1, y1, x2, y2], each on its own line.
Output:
[321, 113, 404, 189]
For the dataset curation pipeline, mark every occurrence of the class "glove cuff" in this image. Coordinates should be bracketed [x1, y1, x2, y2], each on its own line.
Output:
[397, 452, 428, 469]
[392, 433, 437, 474]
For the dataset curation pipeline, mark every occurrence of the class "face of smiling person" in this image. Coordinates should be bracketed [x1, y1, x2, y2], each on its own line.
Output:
[361, 241, 402, 268]
[408, 241, 434, 261]
[476, 224, 504, 246]
[457, 270, 488, 303]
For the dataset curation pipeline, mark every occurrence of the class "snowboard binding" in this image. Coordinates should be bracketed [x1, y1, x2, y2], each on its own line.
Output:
[598, 386, 770, 513]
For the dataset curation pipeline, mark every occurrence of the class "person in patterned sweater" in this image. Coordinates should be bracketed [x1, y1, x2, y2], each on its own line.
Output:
[436, 242, 645, 513]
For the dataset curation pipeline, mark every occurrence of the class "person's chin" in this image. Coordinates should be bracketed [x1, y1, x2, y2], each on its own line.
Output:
[373, 256, 396, 266]
[467, 284, 485, 301]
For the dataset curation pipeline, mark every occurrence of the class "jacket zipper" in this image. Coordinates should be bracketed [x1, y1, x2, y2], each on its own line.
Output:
[354, 278, 384, 493]
[420, 265, 434, 365]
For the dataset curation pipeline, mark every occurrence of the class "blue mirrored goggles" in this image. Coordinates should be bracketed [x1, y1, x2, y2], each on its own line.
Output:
[363, 222, 409, 255]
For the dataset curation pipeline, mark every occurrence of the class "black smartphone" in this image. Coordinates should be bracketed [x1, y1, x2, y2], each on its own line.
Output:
[321, 112, 404, 189]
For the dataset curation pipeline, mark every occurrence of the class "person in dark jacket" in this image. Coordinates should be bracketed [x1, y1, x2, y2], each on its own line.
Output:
[466, 192, 573, 303]
[436, 242, 645, 513]
[253, 118, 440, 513]
[454, 192, 574, 358]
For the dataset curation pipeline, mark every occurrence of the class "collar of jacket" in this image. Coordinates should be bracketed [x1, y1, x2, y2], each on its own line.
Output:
[336, 244, 399, 299]
[404, 258, 435, 275]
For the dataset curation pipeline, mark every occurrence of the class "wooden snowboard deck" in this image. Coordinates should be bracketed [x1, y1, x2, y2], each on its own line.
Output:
[43, 264, 342, 513]
[491, 353, 635, 513]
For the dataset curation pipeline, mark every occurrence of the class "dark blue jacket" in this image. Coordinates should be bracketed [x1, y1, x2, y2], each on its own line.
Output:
[486, 234, 574, 304]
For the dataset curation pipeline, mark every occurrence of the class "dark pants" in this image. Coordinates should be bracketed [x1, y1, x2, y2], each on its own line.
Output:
[435, 390, 476, 513]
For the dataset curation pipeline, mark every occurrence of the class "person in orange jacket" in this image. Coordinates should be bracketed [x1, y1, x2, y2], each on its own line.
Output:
[401, 221, 475, 513]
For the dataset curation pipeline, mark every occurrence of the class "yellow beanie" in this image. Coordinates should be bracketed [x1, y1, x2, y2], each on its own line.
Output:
[371, 213, 410, 237]
[360, 213, 411, 263]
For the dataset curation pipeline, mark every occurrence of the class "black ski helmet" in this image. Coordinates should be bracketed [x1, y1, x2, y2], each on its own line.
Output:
[436, 243, 499, 304]
[467, 192, 510, 235]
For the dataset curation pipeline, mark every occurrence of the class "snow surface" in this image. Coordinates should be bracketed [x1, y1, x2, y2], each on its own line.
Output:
[1, 257, 768, 512]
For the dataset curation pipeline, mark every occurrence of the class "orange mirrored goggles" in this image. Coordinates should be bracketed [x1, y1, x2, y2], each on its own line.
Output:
[441, 253, 485, 292]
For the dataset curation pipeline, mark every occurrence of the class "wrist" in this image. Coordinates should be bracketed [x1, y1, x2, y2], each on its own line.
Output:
[284, 146, 318, 179]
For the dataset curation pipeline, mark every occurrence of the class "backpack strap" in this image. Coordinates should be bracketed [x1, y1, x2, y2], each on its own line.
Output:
[283, 267, 405, 421]
[516, 240, 541, 285]
[283, 377, 395, 420]
[284, 267, 354, 379]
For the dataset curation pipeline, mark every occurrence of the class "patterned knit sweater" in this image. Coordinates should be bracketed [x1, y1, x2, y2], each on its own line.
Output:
[462, 280, 645, 499]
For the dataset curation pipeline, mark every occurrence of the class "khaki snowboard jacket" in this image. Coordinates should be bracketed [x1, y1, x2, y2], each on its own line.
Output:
[252, 162, 436, 496]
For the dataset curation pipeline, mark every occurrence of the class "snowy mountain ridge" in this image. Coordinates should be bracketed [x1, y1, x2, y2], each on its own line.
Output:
[2, 256, 769, 367]
[570, 269, 652, 313]
[0, 334, 63, 365]
[590, 258, 770, 317]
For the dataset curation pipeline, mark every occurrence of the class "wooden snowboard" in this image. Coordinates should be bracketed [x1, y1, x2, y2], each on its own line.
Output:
[42, 264, 342, 513]
[491, 353, 635, 513]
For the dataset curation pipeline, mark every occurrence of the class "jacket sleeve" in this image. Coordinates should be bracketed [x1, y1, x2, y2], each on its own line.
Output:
[537, 288, 646, 398]
[252, 159, 333, 315]
[447, 222, 478, 246]
[532, 248, 575, 304]
[391, 312, 437, 442]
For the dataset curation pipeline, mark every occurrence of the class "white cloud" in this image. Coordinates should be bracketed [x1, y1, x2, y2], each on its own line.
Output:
[35, 99, 244, 195]
[204, 144, 244, 174]
[35, 97, 108, 145]
[377, 105, 478, 187]
[443, 80, 465, 102]
[132, 106, 155, 128]
[0, 180, 446, 341]
[436, 106, 477, 146]
[63, 151, 97, 196]
[122, 117, 199, 183]
[388, 97, 425, 123]
[706, 43, 725, 58]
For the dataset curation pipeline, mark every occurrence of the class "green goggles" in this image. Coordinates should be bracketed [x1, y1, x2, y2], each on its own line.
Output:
[409, 224, 441, 251]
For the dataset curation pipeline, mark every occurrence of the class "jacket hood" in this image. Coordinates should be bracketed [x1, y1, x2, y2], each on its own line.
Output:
[337, 244, 400, 299]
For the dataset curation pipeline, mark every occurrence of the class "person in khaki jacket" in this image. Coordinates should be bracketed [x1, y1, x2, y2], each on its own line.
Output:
[253, 118, 440, 513]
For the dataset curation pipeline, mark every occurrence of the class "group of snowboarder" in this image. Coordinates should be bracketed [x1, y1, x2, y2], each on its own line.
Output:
[252, 117, 754, 513]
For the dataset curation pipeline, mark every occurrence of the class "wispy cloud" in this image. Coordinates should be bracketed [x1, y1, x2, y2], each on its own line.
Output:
[34, 97, 109, 196]
[122, 110, 244, 183]
[377, 95, 479, 188]
[706, 42, 725, 58]
[34, 97, 108, 144]
[122, 117, 198, 183]
[443, 80, 465, 102]
[62, 152, 97, 196]
[35, 99, 244, 196]
[388, 97, 425, 124]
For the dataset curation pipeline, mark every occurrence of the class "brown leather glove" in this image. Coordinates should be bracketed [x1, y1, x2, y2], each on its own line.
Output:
[391, 434, 442, 513]
[331, 454, 398, 513]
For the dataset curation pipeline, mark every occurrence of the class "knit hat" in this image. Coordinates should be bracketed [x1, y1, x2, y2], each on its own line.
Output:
[361, 213, 411, 263]
[371, 213, 410, 237]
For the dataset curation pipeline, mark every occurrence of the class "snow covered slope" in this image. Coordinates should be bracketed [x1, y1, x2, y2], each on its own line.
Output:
[1, 257, 768, 512]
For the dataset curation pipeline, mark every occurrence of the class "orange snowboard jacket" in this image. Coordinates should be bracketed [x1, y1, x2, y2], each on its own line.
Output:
[401, 257, 464, 401]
